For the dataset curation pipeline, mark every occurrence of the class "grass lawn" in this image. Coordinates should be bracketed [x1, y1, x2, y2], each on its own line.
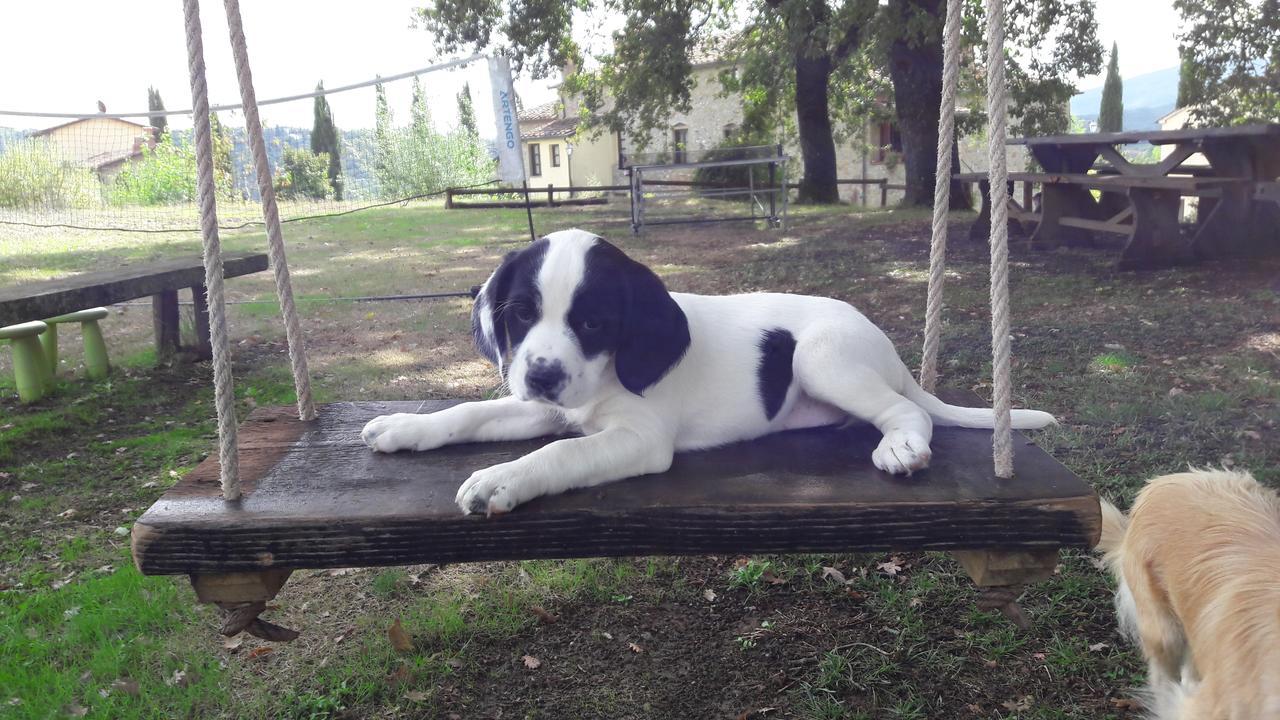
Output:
[1, 199, 1276, 719]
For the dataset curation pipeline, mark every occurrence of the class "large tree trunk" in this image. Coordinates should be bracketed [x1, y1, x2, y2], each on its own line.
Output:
[793, 50, 840, 204]
[887, 0, 970, 209]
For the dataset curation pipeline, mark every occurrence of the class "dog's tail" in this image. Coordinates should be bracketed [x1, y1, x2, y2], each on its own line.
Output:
[1140, 678, 1196, 720]
[902, 381, 1056, 430]
[1095, 496, 1129, 557]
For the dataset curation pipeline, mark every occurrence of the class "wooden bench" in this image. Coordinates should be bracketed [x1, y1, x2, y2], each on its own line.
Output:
[956, 172, 1251, 269]
[132, 397, 1100, 637]
[0, 252, 268, 361]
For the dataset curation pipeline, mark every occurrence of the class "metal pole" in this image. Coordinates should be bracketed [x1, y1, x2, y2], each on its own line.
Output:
[522, 180, 536, 242]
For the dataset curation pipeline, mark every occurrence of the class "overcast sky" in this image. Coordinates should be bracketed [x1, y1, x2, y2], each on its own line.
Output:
[0, 1, 1182, 132]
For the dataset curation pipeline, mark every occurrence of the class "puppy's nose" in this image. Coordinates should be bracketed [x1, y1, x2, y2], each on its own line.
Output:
[525, 361, 565, 397]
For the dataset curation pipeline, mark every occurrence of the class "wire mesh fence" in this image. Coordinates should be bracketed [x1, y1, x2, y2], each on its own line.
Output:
[0, 60, 498, 232]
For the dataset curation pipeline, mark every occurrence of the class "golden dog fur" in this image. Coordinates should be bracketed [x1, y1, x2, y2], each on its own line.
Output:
[1096, 469, 1280, 719]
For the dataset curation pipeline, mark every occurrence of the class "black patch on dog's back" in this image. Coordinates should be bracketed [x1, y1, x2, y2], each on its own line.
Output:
[757, 328, 795, 420]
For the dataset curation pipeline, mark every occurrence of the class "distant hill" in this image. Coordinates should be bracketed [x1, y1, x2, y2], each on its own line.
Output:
[1071, 65, 1179, 131]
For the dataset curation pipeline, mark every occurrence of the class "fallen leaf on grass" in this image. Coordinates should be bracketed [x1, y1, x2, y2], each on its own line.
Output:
[529, 606, 558, 624]
[221, 636, 243, 653]
[908, 597, 923, 608]
[386, 665, 411, 685]
[876, 558, 903, 576]
[1111, 697, 1143, 711]
[110, 678, 140, 696]
[760, 571, 786, 586]
[843, 588, 866, 601]
[703, 588, 717, 602]
[1001, 696, 1033, 712]
[388, 618, 413, 652]
[334, 626, 357, 644]
[521, 655, 541, 669]
[1032, 652, 1046, 661]
[628, 642, 644, 654]
[57, 509, 77, 519]
[62, 704, 88, 717]
[820, 567, 849, 585]
[1089, 642, 1109, 652]
[405, 690, 428, 702]
[246, 647, 274, 661]
[166, 668, 194, 687]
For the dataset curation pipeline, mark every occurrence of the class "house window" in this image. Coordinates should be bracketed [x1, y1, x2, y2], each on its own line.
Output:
[528, 143, 542, 177]
[723, 123, 737, 140]
[550, 144, 561, 168]
[672, 126, 689, 164]
[871, 121, 903, 164]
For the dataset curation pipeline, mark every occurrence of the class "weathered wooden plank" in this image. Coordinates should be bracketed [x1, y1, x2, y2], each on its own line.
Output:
[0, 252, 268, 326]
[132, 397, 1100, 575]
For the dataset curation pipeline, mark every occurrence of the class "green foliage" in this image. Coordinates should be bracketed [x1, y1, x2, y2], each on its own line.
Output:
[0, 140, 101, 210]
[457, 82, 479, 138]
[275, 147, 332, 200]
[1176, 51, 1207, 109]
[108, 139, 199, 206]
[414, 0, 1101, 206]
[1098, 42, 1124, 132]
[208, 112, 235, 199]
[691, 133, 778, 196]
[369, 80, 494, 198]
[147, 86, 167, 138]
[1175, 0, 1280, 125]
[311, 82, 344, 200]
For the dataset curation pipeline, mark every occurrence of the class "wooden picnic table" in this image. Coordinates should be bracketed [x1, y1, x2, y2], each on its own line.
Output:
[960, 124, 1280, 269]
[0, 252, 268, 361]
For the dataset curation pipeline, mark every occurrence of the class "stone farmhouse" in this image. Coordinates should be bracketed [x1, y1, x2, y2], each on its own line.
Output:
[518, 54, 1014, 205]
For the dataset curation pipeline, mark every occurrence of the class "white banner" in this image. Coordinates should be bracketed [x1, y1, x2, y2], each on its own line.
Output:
[487, 56, 525, 185]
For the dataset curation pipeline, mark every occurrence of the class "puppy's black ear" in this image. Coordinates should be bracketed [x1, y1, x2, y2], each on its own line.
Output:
[471, 249, 521, 366]
[613, 248, 690, 395]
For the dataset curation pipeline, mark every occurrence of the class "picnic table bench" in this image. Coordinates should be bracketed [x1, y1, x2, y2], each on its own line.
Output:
[957, 124, 1280, 270]
[0, 252, 268, 361]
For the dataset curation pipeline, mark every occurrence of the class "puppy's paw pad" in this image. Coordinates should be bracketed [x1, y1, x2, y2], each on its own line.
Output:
[872, 432, 932, 475]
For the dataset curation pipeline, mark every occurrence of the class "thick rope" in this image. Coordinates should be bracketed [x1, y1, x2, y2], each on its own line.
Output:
[223, 0, 316, 421]
[984, 0, 1014, 478]
[182, 0, 240, 500]
[919, 0, 964, 394]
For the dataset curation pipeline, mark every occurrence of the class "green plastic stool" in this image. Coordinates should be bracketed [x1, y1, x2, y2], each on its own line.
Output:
[42, 308, 111, 380]
[1, 320, 51, 403]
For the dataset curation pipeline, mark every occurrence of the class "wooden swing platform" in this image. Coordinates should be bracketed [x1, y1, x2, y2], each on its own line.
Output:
[131, 396, 1100, 637]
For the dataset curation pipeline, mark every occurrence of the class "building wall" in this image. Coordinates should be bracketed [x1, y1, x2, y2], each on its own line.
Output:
[583, 63, 1027, 205]
[520, 137, 572, 189]
[37, 117, 150, 167]
[568, 130, 618, 188]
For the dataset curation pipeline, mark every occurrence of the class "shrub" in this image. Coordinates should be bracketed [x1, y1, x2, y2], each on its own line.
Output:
[691, 135, 778, 198]
[108, 139, 199, 206]
[0, 140, 102, 210]
[273, 148, 331, 200]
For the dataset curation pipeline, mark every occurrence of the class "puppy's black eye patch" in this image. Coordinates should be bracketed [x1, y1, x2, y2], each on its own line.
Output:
[512, 304, 537, 323]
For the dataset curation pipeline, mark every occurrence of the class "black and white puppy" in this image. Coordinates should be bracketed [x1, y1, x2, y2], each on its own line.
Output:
[362, 228, 1055, 515]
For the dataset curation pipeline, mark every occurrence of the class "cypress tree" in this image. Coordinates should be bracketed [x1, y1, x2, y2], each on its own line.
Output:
[311, 81, 343, 200]
[1175, 51, 1206, 109]
[456, 82, 478, 138]
[147, 86, 168, 140]
[410, 76, 432, 141]
[1098, 42, 1124, 132]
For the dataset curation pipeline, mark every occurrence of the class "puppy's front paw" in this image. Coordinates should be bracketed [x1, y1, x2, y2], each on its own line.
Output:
[360, 413, 448, 453]
[872, 431, 932, 475]
[455, 463, 526, 516]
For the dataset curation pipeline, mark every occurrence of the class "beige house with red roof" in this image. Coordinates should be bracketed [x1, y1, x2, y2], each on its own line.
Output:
[32, 116, 156, 183]
[518, 101, 619, 190]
